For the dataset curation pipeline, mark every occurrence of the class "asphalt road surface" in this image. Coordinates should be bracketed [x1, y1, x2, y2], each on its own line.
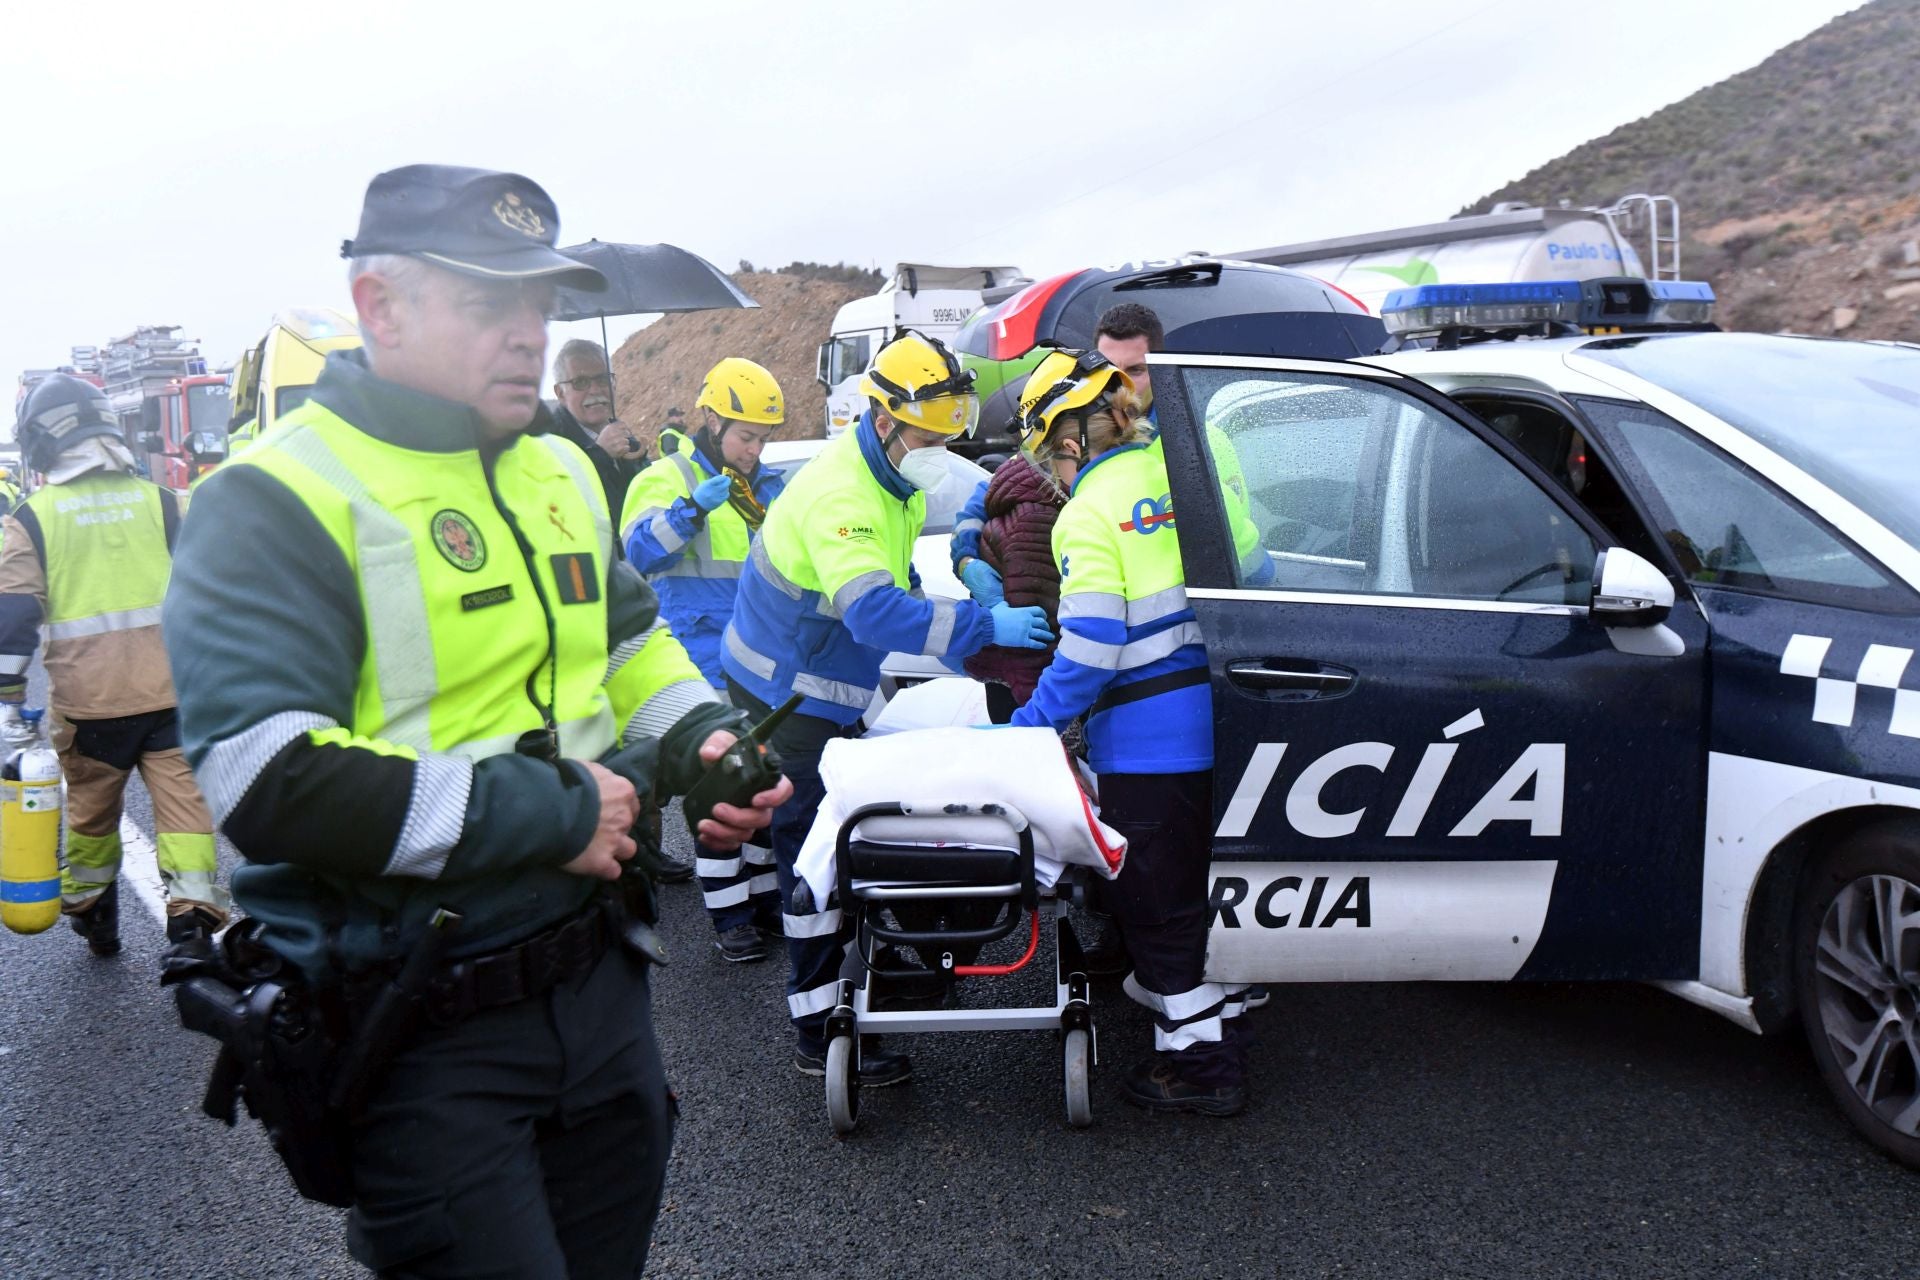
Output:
[3, 780, 1918, 1278]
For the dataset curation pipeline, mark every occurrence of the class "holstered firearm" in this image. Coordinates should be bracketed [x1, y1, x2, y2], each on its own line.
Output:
[170, 943, 355, 1208]
[167, 914, 461, 1208]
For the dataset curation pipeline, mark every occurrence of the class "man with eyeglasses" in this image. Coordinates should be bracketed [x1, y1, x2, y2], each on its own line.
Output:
[550, 338, 642, 535]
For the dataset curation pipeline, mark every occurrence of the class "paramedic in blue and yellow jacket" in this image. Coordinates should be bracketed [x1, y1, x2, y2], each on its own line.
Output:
[1008, 349, 1251, 1118]
[622, 357, 788, 962]
[722, 331, 1054, 1086]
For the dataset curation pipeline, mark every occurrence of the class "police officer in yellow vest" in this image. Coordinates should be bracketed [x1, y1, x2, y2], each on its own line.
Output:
[724, 331, 1054, 1084]
[1006, 350, 1251, 1117]
[0, 375, 226, 956]
[163, 165, 790, 1276]
[621, 357, 787, 961]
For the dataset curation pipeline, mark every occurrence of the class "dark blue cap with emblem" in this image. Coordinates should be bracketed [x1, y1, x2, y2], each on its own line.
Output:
[341, 164, 607, 291]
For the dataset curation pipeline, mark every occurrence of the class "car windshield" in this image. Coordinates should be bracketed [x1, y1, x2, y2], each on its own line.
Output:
[1582, 333, 1920, 549]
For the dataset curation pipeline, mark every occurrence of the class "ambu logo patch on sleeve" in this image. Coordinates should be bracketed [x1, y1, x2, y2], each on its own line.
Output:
[550, 553, 600, 604]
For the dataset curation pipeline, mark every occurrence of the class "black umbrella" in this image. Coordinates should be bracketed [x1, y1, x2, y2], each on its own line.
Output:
[551, 240, 759, 452]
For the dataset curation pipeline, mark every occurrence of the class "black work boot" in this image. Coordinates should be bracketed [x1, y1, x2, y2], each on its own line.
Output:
[654, 850, 696, 884]
[68, 883, 121, 958]
[1121, 1056, 1246, 1117]
[165, 906, 224, 946]
[794, 1036, 913, 1087]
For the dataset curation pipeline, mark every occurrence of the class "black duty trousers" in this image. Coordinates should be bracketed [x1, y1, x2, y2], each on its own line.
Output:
[345, 946, 674, 1279]
[1099, 769, 1246, 1088]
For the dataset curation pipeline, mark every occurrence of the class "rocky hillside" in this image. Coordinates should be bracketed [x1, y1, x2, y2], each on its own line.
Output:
[1468, 0, 1920, 338]
[609, 266, 879, 449]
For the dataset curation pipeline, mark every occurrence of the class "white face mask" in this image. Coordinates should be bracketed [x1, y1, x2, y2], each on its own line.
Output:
[895, 444, 949, 492]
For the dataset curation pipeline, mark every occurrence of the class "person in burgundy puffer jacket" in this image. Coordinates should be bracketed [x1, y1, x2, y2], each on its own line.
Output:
[959, 453, 1070, 721]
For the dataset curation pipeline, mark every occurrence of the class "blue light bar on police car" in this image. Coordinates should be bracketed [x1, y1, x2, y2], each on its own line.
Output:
[1381, 278, 1716, 335]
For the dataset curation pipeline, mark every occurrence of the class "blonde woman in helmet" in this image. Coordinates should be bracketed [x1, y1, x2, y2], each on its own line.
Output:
[620, 356, 790, 958]
[1007, 350, 1252, 1116]
[721, 330, 1054, 1085]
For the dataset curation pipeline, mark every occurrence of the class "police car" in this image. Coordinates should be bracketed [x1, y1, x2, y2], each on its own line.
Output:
[1143, 278, 1920, 1167]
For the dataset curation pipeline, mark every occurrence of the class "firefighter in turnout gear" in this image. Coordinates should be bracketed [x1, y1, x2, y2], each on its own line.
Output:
[0, 374, 226, 955]
[621, 357, 788, 961]
[722, 330, 1054, 1083]
[162, 164, 789, 1276]
[1007, 350, 1251, 1116]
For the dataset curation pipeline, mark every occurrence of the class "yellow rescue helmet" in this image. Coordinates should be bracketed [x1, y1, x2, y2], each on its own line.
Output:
[1017, 349, 1133, 453]
[695, 357, 785, 427]
[858, 331, 980, 437]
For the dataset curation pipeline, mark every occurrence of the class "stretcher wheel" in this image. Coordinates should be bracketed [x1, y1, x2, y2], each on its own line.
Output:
[825, 1035, 859, 1135]
[1062, 1028, 1092, 1128]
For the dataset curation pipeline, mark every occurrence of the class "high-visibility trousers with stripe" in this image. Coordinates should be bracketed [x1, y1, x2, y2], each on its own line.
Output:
[696, 835, 777, 935]
[1100, 769, 1248, 1087]
[726, 677, 858, 1046]
[56, 709, 227, 921]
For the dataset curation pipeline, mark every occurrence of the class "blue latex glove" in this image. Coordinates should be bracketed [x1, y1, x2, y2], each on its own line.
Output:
[691, 473, 733, 512]
[990, 602, 1054, 650]
[958, 557, 1005, 606]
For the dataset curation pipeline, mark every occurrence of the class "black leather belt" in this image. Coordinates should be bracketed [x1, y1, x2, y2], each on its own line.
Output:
[415, 901, 611, 1026]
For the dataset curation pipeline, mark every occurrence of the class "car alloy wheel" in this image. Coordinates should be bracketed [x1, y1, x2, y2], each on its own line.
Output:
[1796, 824, 1920, 1169]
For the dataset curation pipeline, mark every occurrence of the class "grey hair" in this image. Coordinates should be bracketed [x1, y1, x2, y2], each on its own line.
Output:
[345, 254, 435, 345]
[552, 338, 607, 383]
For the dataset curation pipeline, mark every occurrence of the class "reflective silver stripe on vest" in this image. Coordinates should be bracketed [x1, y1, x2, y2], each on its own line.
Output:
[538, 435, 613, 562]
[45, 605, 164, 641]
[924, 598, 957, 655]
[1127, 585, 1190, 626]
[748, 537, 805, 601]
[1056, 592, 1126, 623]
[666, 452, 717, 565]
[638, 508, 687, 554]
[1118, 621, 1205, 670]
[793, 672, 873, 711]
[1057, 630, 1122, 670]
[277, 427, 439, 751]
[830, 569, 893, 615]
[0, 654, 29, 677]
[606, 621, 666, 682]
[659, 555, 745, 580]
[724, 624, 778, 680]
[387, 753, 474, 879]
[198, 710, 337, 824]
[625, 678, 719, 745]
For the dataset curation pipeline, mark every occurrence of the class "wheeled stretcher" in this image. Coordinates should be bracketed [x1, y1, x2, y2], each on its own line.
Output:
[818, 800, 1097, 1134]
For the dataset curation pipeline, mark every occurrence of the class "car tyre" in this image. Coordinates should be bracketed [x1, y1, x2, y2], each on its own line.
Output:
[1794, 820, 1920, 1170]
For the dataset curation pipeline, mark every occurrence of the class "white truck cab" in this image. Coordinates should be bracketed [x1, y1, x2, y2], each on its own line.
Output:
[816, 264, 1025, 437]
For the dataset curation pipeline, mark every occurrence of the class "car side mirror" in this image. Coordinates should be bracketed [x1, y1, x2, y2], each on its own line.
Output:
[1590, 547, 1686, 657]
[1589, 547, 1672, 626]
[815, 342, 832, 389]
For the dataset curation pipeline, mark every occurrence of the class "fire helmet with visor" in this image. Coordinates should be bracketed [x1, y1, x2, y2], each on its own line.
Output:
[858, 331, 980, 438]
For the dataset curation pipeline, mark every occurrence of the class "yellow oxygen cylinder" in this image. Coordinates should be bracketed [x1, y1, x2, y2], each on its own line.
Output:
[2, 708, 64, 935]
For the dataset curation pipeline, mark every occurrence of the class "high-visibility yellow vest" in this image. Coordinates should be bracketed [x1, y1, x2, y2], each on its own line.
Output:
[230, 402, 620, 762]
[27, 473, 171, 643]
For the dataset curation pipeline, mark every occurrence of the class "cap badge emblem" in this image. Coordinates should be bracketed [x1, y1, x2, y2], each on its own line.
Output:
[492, 191, 546, 239]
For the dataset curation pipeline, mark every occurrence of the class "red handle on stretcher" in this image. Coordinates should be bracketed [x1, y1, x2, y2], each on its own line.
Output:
[953, 911, 1040, 977]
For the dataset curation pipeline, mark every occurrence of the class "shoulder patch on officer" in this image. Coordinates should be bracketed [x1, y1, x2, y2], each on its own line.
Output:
[551, 553, 600, 604]
[431, 510, 487, 572]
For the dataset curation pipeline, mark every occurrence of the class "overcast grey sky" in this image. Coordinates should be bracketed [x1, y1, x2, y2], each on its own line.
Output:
[0, 0, 1861, 388]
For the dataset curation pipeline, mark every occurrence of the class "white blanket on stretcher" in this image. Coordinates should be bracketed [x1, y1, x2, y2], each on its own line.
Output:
[794, 725, 1127, 907]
